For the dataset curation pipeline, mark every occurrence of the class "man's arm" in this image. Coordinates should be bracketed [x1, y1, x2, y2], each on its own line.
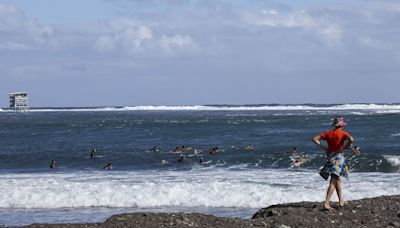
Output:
[345, 135, 361, 156]
[312, 135, 328, 152]
[344, 135, 354, 149]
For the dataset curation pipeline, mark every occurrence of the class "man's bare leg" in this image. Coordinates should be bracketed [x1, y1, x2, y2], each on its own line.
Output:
[334, 176, 345, 206]
[324, 175, 336, 209]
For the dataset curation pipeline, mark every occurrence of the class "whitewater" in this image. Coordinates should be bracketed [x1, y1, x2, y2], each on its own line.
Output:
[1, 168, 399, 209]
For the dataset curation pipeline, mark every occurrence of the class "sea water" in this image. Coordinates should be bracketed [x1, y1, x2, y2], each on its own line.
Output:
[0, 104, 399, 226]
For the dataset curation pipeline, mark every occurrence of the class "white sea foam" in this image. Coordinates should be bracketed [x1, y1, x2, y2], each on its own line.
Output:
[0, 168, 398, 209]
[121, 104, 400, 111]
[375, 110, 400, 114]
[331, 104, 400, 110]
[0, 103, 399, 112]
[349, 111, 367, 115]
[390, 133, 400, 137]
[384, 155, 400, 167]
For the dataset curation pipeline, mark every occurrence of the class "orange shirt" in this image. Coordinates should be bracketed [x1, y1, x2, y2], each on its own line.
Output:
[320, 129, 351, 153]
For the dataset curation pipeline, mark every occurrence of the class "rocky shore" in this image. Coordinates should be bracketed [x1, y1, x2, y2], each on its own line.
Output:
[22, 195, 400, 228]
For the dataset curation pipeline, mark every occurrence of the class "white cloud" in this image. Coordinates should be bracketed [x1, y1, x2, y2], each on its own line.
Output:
[0, 4, 53, 46]
[159, 34, 198, 54]
[94, 24, 153, 53]
[245, 9, 317, 28]
[320, 24, 342, 46]
[243, 8, 343, 46]
[261, 9, 278, 16]
[94, 20, 199, 56]
[121, 25, 152, 49]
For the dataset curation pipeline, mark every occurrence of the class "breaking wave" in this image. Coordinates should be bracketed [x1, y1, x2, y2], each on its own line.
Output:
[0, 168, 398, 209]
[1, 103, 400, 112]
[384, 155, 400, 167]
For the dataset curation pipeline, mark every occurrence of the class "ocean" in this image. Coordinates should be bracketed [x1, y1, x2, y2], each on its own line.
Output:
[0, 104, 399, 226]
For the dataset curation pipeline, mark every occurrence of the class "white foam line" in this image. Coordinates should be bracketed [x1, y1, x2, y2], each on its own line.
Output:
[1, 104, 400, 112]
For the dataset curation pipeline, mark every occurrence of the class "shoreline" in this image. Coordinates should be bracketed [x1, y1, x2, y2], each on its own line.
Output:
[21, 195, 400, 228]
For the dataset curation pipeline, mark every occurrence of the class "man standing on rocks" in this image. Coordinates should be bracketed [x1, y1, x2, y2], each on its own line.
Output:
[312, 117, 360, 210]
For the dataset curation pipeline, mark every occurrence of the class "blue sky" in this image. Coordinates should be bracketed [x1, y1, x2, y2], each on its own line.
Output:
[0, 0, 399, 107]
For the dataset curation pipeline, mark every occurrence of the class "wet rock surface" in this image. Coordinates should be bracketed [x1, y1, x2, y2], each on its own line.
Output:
[23, 195, 400, 228]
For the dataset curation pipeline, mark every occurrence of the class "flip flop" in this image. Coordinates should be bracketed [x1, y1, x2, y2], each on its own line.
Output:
[339, 201, 348, 207]
[322, 205, 332, 211]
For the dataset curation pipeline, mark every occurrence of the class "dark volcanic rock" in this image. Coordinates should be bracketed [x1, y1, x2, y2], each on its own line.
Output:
[252, 195, 400, 228]
[22, 195, 400, 228]
[24, 213, 252, 228]
[102, 213, 252, 228]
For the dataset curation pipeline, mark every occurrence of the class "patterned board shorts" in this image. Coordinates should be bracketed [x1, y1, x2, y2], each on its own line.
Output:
[319, 153, 349, 180]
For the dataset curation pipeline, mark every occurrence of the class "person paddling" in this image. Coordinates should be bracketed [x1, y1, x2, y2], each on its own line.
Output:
[49, 160, 56, 169]
[103, 163, 112, 170]
[312, 117, 360, 210]
[90, 146, 96, 158]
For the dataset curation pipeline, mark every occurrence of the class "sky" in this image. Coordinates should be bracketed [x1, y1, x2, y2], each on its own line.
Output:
[0, 0, 400, 107]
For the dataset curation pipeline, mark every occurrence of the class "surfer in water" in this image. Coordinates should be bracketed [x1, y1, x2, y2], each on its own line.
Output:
[245, 144, 255, 151]
[173, 145, 190, 153]
[90, 146, 96, 158]
[291, 156, 307, 168]
[49, 160, 56, 169]
[149, 146, 160, 152]
[312, 117, 360, 210]
[208, 147, 218, 155]
[161, 159, 169, 165]
[291, 147, 298, 155]
[177, 154, 187, 162]
[289, 147, 310, 168]
[103, 163, 112, 170]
